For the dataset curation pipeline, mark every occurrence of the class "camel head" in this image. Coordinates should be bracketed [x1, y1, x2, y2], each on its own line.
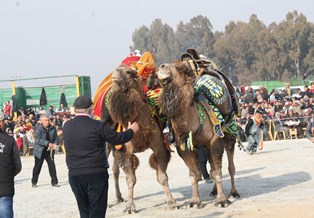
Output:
[157, 61, 195, 87]
[157, 61, 196, 119]
[112, 64, 138, 88]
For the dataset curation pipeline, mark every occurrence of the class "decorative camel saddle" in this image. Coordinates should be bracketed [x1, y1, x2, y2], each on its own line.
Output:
[181, 49, 241, 146]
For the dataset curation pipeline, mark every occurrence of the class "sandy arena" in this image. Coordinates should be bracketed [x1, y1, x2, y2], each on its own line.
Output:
[14, 138, 314, 218]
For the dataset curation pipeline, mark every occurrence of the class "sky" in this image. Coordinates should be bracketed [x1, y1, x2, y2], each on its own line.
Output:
[1, 0, 314, 93]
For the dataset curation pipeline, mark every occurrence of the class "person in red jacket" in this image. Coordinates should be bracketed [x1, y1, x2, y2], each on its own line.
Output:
[4, 101, 11, 117]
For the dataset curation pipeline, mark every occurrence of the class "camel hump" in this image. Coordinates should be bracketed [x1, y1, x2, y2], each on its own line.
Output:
[183, 48, 239, 115]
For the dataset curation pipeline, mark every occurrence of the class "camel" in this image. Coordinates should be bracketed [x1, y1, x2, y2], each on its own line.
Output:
[107, 64, 177, 213]
[157, 61, 240, 207]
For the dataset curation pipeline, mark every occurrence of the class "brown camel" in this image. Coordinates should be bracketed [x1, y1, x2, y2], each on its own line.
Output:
[107, 64, 176, 213]
[157, 61, 240, 207]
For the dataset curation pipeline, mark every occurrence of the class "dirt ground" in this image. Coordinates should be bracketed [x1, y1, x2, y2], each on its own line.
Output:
[14, 138, 314, 218]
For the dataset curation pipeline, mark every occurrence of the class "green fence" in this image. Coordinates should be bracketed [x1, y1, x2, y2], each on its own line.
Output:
[251, 78, 312, 92]
[0, 76, 91, 110]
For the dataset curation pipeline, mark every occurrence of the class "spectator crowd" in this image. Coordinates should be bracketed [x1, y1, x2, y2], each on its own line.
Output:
[1, 102, 70, 156]
[236, 83, 314, 141]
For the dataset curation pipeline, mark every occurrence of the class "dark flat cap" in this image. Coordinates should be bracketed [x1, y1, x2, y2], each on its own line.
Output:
[73, 95, 93, 109]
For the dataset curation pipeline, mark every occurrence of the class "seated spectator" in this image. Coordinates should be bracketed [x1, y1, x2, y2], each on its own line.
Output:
[301, 85, 311, 98]
[273, 112, 290, 139]
[301, 98, 313, 116]
[290, 99, 302, 115]
[273, 100, 283, 113]
[292, 88, 302, 100]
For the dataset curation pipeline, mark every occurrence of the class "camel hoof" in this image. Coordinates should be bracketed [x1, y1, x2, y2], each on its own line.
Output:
[116, 196, 125, 203]
[189, 202, 203, 209]
[214, 199, 231, 208]
[123, 204, 137, 214]
[167, 200, 178, 210]
[229, 191, 240, 199]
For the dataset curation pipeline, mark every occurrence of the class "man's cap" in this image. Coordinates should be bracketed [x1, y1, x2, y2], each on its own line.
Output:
[0, 111, 4, 121]
[73, 95, 93, 109]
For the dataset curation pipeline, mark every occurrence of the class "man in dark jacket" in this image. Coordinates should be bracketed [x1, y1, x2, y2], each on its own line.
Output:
[0, 111, 22, 218]
[63, 95, 139, 218]
[31, 115, 59, 187]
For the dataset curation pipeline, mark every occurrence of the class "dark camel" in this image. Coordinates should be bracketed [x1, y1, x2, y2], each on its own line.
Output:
[107, 64, 176, 213]
[157, 61, 240, 207]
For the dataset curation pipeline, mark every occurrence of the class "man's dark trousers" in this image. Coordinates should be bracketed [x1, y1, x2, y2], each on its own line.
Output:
[32, 149, 58, 185]
[69, 172, 109, 218]
[195, 146, 210, 179]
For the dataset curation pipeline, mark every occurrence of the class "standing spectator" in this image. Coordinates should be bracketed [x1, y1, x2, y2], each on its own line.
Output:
[58, 103, 67, 112]
[283, 83, 292, 97]
[0, 111, 22, 218]
[4, 101, 11, 117]
[46, 105, 55, 117]
[259, 86, 269, 101]
[13, 129, 23, 153]
[245, 109, 265, 155]
[63, 95, 139, 218]
[31, 115, 59, 188]
[244, 87, 254, 103]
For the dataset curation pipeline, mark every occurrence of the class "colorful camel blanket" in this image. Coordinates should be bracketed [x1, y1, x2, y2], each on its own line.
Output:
[194, 74, 228, 105]
[199, 94, 239, 137]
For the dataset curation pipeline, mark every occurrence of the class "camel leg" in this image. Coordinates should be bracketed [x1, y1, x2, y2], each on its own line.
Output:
[149, 140, 177, 209]
[210, 136, 240, 199]
[120, 152, 138, 214]
[208, 139, 231, 207]
[149, 151, 178, 209]
[112, 149, 125, 203]
[224, 135, 240, 199]
[177, 147, 203, 208]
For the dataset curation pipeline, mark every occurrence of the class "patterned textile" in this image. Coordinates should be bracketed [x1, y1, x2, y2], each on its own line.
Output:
[146, 88, 168, 126]
[198, 94, 225, 138]
[194, 74, 228, 105]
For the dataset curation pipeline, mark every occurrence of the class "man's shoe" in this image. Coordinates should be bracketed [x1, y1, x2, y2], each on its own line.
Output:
[32, 184, 37, 188]
[52, 184, 60, 187]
